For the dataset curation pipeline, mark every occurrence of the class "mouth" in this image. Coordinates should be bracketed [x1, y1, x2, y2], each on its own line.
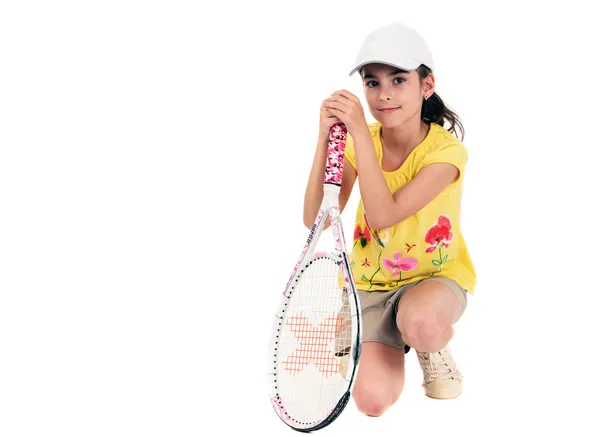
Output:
[377, 107, 400, 113]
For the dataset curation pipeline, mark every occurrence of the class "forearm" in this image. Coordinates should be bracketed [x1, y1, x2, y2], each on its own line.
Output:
[352, 130, 396, 229]
[303, 136, 329, 228]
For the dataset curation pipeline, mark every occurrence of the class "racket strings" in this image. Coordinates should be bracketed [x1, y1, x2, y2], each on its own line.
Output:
[275, 256, 355, 424]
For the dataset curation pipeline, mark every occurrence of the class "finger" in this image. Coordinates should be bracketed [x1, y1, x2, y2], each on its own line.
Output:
[322, 106, 340, 118]
[323, 108, 340, 119]
[327, 94, 352, 104]
[326, 107, 345, 120]
[332, 90, 358, 103]
[327, 95, 356, 112]
[324, 95, 350, 104]
[323, 99, 351, 113]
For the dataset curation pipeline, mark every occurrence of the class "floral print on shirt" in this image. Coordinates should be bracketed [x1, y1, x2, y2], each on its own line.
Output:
[352, 212, 456, 288]
[425, 214, 454, 272]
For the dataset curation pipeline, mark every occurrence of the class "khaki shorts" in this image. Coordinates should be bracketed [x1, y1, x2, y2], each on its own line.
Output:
[357, 276, 468, 353]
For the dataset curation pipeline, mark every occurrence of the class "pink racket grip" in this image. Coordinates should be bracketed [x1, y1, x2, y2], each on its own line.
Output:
[323, 122, 348, 186]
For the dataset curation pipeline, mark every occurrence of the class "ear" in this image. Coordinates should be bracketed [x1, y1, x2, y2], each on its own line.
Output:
[424, 73, 436, 95]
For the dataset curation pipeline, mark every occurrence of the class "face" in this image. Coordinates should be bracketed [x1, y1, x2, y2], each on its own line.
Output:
[361, 63, 434, 128]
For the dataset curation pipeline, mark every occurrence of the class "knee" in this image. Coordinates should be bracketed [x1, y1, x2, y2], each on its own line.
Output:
[353, 394, 390, 417]
[352, 388, 399, 417]
[401, 317, 448, 352]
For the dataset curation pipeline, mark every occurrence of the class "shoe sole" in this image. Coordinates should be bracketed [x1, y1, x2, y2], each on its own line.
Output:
[425, 392, 461, 400]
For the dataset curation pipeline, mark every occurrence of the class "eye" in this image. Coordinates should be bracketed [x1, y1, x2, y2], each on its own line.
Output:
[365, 80, 378, 88]
[394, 77, 405, 84]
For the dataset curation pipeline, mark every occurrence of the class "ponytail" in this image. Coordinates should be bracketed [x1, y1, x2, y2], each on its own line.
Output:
[418, 65, 465, 141]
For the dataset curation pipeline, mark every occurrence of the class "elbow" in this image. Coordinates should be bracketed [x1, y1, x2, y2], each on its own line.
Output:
[303, 215, 312, 230]
[368, 211, 399, 230]
[366, 213, 387, 231]
[368, 218, 387, 231]
[304, 215, 329, 230]
[303, 206, 314, 229]
[304, 212, 317, 230]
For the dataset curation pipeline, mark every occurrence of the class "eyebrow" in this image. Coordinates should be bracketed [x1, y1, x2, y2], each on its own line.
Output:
[362, 68, 408, 80]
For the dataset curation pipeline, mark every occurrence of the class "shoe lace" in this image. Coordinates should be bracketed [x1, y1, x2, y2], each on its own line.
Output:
[417, 347, 459, 380]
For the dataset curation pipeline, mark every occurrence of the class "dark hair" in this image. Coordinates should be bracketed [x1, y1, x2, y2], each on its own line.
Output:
[417, 64, 464, 141]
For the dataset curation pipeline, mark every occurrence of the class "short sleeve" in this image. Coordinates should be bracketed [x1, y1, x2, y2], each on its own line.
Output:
[344, 133, 357, 170]
[420, 141, 468, 182]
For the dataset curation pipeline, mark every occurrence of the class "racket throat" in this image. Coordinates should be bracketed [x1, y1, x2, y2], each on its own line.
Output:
[322, 183, 341, 212]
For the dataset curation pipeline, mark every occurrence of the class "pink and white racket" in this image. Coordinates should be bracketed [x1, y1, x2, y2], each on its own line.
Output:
[268, 123, 362, 432]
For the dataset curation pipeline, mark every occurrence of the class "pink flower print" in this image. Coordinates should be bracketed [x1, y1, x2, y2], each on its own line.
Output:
[424, 214, 454, 253]
[383, 252, 418, 280]
[424, 214, 454, 271]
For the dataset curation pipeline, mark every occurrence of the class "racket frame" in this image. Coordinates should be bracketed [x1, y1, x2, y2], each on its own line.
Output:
[269, 124, 362, 432]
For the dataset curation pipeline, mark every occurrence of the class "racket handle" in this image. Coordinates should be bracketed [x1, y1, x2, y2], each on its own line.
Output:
[323, 122, 347, 186]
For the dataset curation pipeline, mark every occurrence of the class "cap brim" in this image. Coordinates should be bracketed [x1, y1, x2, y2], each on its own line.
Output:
[349, 58, 423, 76]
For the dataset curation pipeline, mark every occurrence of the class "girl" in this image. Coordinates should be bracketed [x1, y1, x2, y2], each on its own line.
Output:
[302, 22, 476, 417]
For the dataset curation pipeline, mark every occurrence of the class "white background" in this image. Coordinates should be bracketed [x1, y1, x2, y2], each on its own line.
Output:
[1, 1, 598, 436]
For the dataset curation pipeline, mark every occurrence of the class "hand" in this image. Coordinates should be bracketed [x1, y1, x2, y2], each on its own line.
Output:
[322, 90, 369, 138]
[319, 101, 342, 141]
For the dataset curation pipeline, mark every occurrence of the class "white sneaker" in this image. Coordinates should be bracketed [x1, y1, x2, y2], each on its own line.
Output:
[416, 344, 463, 399]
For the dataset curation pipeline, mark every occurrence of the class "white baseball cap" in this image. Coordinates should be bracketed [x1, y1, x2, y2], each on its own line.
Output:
[349, 22, 434, 76]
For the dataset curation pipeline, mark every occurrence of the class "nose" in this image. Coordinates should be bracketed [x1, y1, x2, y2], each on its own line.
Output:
[377, 82, 393, 101]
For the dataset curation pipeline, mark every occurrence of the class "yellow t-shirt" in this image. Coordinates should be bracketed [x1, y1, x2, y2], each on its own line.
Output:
[344, 122, 476, 295]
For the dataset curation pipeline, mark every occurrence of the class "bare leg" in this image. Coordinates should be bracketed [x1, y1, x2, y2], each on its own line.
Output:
[351, 342, 405, 417]
[395, 280, 462, 352]
[395, 279, 464, 399]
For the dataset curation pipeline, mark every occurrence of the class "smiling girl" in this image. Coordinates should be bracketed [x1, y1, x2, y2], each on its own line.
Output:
[303, 22, 477, 416]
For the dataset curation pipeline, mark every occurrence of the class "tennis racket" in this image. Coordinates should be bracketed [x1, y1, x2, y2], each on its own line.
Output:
[268, 122, 362, 432]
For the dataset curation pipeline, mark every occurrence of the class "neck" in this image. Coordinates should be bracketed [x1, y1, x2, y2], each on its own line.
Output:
[380, 115, 430, 153]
